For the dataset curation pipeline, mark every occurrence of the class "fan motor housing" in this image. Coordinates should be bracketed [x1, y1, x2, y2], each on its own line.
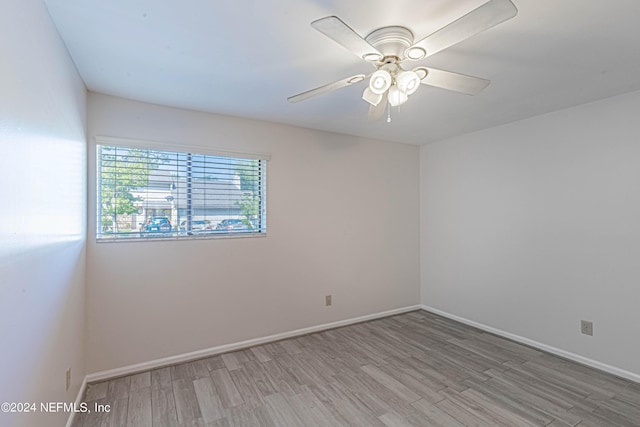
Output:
[365, 26, 414, 60]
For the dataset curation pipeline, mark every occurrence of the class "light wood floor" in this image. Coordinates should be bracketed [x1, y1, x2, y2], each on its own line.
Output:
[73, 310, 640, 426]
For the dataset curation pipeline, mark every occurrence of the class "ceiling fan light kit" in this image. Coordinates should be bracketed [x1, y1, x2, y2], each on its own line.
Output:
[396, 70, 420, 95]
[388, 85, 408, 107]
[362, 87, 383, 106]
[288, 0, 518, 121]
[363, 66, 419, 108]
[369, 69, 392, 94]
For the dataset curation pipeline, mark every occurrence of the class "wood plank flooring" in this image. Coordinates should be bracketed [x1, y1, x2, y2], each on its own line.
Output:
[73, 310, 640, 426]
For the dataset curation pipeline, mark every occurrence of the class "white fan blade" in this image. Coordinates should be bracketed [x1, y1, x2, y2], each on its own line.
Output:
[288, 74, 366, 103]
[419, 67, 490, 95]
[311, 16, 383, 61]
[408, 0, 517, 60]
[368, 92, 388, 121]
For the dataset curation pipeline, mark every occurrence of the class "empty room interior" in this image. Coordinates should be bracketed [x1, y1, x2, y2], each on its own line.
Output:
[2, 0, 640, 426]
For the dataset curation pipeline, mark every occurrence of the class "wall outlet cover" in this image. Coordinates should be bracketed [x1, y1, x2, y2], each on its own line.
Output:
[581, 320, 593, 336]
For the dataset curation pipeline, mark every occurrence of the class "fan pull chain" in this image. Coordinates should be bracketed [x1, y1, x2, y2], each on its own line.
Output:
[387, 102, 391, 123]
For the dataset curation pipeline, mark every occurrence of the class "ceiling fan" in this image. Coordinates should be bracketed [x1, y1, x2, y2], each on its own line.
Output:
[288, 0, 518, 120]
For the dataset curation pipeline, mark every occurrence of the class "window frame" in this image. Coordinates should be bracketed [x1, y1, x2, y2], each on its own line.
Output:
[94, 136, 269, 243]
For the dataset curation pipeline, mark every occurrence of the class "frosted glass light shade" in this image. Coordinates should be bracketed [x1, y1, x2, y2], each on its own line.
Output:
[396, 70, 420, 95]
[369, 70, 392, 94]
[362, 87, 383, 106]
[388, 85, 408, 107]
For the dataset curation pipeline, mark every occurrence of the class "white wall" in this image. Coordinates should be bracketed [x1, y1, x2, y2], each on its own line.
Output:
[0, 1, 87, 426]
[86, 93, 420, 373]
[420, 90, 640, 377]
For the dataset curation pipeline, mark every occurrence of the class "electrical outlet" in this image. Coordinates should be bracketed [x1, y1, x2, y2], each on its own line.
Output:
[66, 368, 71, 391]
[325, 295, 332, 306]
[581, 320, 593, 336]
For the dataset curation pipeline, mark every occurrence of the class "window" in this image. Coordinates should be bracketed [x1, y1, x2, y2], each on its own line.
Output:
[96, 139, 267, 241]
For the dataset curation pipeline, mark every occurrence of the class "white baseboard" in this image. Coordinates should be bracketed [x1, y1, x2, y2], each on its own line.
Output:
[420, 304, 640, 384]
[65, 376, 87, 427]
[85, 305, 422, 383]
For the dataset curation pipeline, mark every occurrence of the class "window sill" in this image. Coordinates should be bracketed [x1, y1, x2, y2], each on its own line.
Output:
[95, 232, 267, 243]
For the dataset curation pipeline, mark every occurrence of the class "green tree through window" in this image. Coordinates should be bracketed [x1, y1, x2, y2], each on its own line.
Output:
[236, 159, 260, 228]
[96, 141, 267, 240]
[98, 146, 163, 233]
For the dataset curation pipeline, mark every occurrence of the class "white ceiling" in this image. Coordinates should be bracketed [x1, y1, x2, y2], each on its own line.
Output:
[43, 0, 640, 145]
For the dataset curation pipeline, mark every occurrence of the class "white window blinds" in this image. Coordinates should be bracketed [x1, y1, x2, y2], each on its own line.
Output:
[96, 142, 267, 240]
